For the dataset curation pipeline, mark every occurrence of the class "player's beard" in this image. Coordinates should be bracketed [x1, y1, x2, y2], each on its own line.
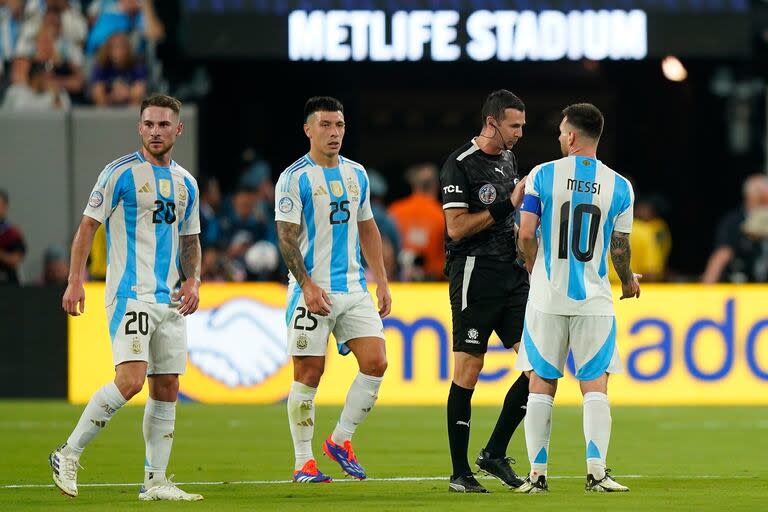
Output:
[560, 140, 569, 157]
[143, 139, 173, 159]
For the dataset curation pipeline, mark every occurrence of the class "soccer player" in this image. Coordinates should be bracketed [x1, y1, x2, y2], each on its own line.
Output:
[441, 90, 530, 493]
[49, 95, 203, 501]
[515, 103, 640, 494]
[275, 96, 390, 483]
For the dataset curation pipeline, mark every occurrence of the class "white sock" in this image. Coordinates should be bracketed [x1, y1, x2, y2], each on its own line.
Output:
[524, 393, 554, 479]
[288, 381, 317, 471]
[143, 398, 176, 488]
[583, 391, 611, 480]
[64, 382, 127, 459]
[331, 372, 383, 445]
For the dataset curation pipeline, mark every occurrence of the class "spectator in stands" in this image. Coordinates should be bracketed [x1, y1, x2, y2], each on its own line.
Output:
[86, 0, 163, 57]
[218, 184, 277, 282]
[21, 0, 87, 45]
[366, 168, 401, 281]
[388, 163, 446, 280]
[90, 31, 145, 106]
[0, 189, 26, 285]
[12, 8, 85, 98]
[0, 0, 24, 81]
[198, 175, 228, 281]
[608, 193, 672, 283]
[41, 244, 68, 285]
[3, 60, 70, 110]
[703, 174, 768, 283]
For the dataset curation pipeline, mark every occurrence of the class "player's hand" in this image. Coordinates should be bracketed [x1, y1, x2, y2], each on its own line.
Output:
[173, 278, 200, 316]
[376, 283, 392, 318]
[62, 281, 86, 316]
[303, 280, 332, 316]
[511, 175, 528, 208]
[620, 273, 642, 300]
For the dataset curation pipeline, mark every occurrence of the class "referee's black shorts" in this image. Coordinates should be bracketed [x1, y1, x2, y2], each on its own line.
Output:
[447, 255, 529, 354]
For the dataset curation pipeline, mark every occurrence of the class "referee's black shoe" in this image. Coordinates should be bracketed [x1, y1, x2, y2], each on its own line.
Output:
[475, 449, 525, 489]
[448, 473, 489, 493]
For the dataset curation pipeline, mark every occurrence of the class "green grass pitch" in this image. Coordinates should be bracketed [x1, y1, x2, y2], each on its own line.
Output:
[1, 401, 765, 510]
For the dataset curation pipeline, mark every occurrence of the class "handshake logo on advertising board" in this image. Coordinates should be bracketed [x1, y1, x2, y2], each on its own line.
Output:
[187, 299, 288, 387]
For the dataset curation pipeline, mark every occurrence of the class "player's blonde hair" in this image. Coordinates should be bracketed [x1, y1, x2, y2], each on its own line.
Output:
[140, 94, 182, 117]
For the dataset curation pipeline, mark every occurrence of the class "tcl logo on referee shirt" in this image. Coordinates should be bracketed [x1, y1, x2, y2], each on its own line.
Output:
[443, 185, 463, 194]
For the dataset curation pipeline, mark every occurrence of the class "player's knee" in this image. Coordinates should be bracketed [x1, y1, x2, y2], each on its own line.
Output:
[296, 367, 324, 388]
[117, 377, 145, 399]
[362, 357, 387, 377]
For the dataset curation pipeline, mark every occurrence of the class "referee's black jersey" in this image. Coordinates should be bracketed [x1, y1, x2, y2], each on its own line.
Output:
[440, 138, 520, 261]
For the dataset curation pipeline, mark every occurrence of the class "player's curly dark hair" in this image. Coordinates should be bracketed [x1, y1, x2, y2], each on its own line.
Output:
[481, 90, 525, 126]
[304, 96, 344, 122]
[140, 94, 182, 117]
[562, 103, 604, 140]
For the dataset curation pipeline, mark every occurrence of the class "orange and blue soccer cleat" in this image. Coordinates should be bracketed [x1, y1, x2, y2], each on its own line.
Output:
[292, 459, 332, 483]
[322, 437, 367, 480]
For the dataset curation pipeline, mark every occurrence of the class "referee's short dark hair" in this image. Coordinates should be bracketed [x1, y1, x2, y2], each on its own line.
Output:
[481, 90, 525, 125]
[304, 96, 344, 122]
[562, 103, 604, 141]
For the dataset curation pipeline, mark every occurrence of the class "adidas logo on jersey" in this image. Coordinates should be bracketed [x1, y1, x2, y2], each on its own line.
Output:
[314, 186, 328, 196]
[138, 182, 153, 193]
[297, 419, 314, 427]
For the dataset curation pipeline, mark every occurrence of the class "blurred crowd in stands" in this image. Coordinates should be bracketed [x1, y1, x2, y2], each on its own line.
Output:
[4, 145, 768, 286]
[0, 0, 162, 110]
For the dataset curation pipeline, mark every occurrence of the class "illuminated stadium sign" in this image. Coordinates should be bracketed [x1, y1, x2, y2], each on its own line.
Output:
[287, 10, 647, 62]
[182, 0, 750, 59]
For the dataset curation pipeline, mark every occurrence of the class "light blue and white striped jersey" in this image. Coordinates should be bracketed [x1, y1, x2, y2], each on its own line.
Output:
[521, 156, 633, 315]
[274, 154, 374, 294]
[83, 151, 201, 307]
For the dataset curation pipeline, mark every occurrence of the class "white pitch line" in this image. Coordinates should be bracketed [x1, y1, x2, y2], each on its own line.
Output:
[0, 474, 757, 490]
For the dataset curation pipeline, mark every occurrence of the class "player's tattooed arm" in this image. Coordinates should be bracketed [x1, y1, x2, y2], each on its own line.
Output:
[180, 234, 202, 282]
[610, 232, 633, 284]
[277, 221, 309, 287]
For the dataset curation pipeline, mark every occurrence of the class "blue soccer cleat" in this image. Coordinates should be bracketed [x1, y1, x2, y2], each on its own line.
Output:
[322, 436, 366, 480]
[292, 459, 333, 483]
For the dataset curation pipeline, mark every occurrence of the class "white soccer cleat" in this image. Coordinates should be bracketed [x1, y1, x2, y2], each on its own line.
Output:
[138, 478, 203, 501]
[49, 445, 80, 497]
[515, 474, 549, 494]
[585, 470, 630, 492]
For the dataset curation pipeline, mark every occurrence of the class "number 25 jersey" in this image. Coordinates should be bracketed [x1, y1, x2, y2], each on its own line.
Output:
[275, 154, 373, 293]
[522, 156, 634, 316]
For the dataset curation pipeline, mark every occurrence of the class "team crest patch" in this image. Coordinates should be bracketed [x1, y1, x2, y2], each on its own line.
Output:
[279, 197, 294, 213]
[329, 181, 344, 197]
[159, 179, 172, 198]
[346, 178, 359, 197]
[88, 191, 103, 208]
[131, 337, 141, 354]
[479, 183, 497, 204]
[177, 183, 187, 201]
[297, 333, 309, 350]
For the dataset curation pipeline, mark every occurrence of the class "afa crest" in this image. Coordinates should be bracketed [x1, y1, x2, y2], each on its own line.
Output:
[329, 181, 344, 198]
[159, 179, 172, 198]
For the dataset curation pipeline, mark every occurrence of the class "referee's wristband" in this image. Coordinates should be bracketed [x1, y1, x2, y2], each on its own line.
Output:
[488, 200, 514, 222]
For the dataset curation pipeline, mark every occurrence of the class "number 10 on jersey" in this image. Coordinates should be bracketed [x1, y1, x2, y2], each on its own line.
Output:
[558, 201, 601, 262]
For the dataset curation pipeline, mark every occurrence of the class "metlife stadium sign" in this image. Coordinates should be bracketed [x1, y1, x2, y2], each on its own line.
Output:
[182, 0, 750, 59]
[288, 10, 647, 62]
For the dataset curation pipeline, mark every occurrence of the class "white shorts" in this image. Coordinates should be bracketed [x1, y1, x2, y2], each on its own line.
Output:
[106, 297, 188, 375]
[285, 290, 384, 357]
[515, 305, 623, 381]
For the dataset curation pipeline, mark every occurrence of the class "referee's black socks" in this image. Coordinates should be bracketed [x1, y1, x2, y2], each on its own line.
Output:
[447, 382, 474, 478]
[484, 372, 530, 459]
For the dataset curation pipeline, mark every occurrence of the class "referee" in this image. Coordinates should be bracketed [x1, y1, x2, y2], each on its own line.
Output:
[443, 90, 530, 493]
